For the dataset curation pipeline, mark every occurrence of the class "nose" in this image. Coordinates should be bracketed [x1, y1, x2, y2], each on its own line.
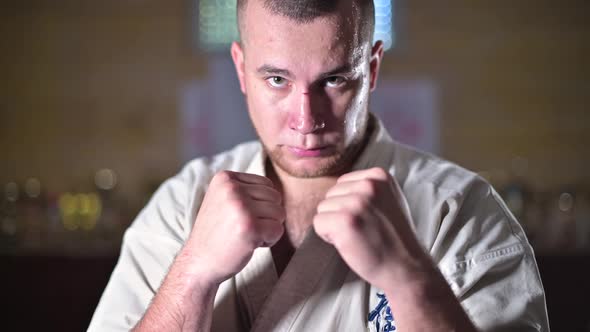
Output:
[288, 92, 325, 134]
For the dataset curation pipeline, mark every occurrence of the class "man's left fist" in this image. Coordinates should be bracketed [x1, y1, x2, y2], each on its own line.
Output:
[313, 167, 429, 290]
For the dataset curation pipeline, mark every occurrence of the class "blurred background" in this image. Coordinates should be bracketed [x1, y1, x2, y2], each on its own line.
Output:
[1, 0, 588, 330]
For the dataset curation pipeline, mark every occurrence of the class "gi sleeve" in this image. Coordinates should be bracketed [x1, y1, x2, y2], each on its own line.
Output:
[433, 178, 550, 332]
[87, 162, 207, 332]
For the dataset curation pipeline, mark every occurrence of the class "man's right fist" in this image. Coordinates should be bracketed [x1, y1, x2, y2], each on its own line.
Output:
[186, 171, 285, 286]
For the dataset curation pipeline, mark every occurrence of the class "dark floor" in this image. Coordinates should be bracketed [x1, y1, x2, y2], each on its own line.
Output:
[2, 254, 589, 331]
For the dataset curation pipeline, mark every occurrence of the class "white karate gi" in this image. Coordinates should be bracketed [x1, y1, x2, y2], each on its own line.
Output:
[88, 116, 549, 332]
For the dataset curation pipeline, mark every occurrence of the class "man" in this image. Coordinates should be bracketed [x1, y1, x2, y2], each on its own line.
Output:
[89, 0, 549, 331]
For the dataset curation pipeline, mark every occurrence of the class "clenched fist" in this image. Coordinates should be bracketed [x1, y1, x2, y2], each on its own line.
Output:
[314, 167, 430, 291]
[187, 171, 285, 286]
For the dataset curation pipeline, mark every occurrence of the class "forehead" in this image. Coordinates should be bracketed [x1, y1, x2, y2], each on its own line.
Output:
[241, 0, 367, 72]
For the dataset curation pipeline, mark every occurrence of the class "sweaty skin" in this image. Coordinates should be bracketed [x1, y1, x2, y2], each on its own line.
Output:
[236, 0, 373, 179]
[133, 1, 478, 331]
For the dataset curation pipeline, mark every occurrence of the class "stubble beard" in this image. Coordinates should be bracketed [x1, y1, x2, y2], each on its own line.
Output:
[251, 103, 373, 179]
[259, 128, 369, 179]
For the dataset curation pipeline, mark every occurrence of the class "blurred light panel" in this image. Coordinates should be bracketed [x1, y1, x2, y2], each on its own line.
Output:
[374, 0, 394, 50]
[197, 0, 394, 51]
[198, 0, 239, 51]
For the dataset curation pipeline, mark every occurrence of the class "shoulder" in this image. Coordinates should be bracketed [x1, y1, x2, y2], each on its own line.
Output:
[166, 139, 263, 210]
[181, 140, 263, 181]
[388, 142, 529, 257]
[169, 140, 263, 195]
[389, 141, 483, 198]
[380, 143, 547, 330]
[130, 141, 263, 241]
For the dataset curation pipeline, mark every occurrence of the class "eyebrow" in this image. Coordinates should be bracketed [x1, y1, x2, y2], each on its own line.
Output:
[255, 63, 356, 79]
[256, 65, 293, 78]
[318, 64, 355, 78]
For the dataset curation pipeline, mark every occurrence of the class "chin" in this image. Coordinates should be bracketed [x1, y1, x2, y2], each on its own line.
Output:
[282, 158, 342, 178]
[266, 146, 349, 178]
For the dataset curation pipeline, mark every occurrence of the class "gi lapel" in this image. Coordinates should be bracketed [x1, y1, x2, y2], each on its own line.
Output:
[250, 229, 340, 332]
[235, 247, 279, 327]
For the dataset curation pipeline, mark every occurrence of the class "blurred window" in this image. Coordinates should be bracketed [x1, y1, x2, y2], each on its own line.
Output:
[196, 0, 395, 51]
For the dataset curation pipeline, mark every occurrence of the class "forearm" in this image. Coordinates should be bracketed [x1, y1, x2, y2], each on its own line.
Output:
[384, 264, 477, 332]
[128, 170, 281, 331]
[133, 244, 219, 332]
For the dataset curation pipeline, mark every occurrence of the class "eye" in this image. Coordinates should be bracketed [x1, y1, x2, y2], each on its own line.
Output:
[325, 76, 346, 88]
[266, 76, 289, 88]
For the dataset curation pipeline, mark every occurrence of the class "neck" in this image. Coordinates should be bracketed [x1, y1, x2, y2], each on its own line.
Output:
[265, 160, 338, 247]
[266, 156, 345, 202]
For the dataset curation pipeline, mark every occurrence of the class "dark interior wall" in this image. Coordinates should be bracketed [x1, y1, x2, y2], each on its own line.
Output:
[1, 1, 588, 331]
[3, 255, 588, 331]
[382, 0, 590, 189]
[1, 0, 588, 205]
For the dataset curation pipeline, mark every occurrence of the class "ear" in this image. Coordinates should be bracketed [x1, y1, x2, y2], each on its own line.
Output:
[231, 41, 247, 94]
[369, 40, 384, 92]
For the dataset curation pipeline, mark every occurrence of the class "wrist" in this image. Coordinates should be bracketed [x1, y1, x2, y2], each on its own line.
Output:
[381, 258, 455, 315]
[169, 243, 221, 300]
[379, 251, 440, 296]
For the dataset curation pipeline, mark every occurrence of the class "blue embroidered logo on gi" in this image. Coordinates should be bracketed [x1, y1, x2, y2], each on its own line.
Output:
[368, 292, 396, 331]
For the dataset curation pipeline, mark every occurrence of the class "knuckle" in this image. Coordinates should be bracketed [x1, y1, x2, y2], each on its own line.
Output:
[345, 196, 362, 212]
[267, 206, 283, 221]
[214, 170, 233, 183]
[370, 167, 389, 180]
[316, 200, 327, 212]
[223, 180, 240, 194]
[266, 187, 282, 202]
[267, 222, 285, 240]
[354, 195, 370, 211]
[324, 187, 335, 198]
[312, 213, 321, 225]
[234, 217, 255, 236]
[259, 175, 274, 187]
[312, 217, 328, 235]
[228, 197, 248, 213]
[361, 179, 378, 196]
[341, 213, 362, 230]
[339, 193, 367, 212]
[275, 207, 286, 220]
[313, 214, 328, 231]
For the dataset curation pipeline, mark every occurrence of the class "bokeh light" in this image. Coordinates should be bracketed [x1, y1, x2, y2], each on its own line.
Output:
[559, 192, 574, 213]
[58, 192, 103, 231]
[24, 178, 42, 198]
[4, 182, 19, 202]
[59, 193, 78, 230]
[95, 169, 117, 191]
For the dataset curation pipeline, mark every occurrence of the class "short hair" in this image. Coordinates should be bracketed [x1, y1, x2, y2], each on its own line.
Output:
[237, 0, 375, 45]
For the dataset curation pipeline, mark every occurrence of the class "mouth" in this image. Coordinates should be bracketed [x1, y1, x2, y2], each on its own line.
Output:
[286, 146, 332, 158]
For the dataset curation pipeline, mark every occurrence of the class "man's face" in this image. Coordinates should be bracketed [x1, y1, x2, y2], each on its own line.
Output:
[232, 1, 383, 178]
